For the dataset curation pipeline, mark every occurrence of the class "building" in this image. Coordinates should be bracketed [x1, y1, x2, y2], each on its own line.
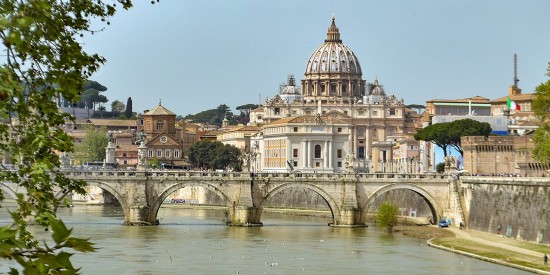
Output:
[178, 120, 201, 157]
[249, 18, 419, 172]
[251, 115, 352, 173]
[142, 102, 185, 166]
[462, 135, 548, 176]
[421, 54, 543, 174]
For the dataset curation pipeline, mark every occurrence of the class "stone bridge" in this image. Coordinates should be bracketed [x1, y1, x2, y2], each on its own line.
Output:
[1, 170, 452, 227]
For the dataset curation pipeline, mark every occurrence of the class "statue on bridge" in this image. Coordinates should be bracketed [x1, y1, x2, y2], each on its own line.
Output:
[344, 153, 357, 173]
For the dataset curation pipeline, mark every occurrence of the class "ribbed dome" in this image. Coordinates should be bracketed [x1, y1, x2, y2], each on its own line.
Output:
[305, 18, 362, 75]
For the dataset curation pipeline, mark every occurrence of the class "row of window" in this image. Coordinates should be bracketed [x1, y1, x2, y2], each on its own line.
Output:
[145, 120, 175, 131]
[291, 148, 344, 159]
[271, 108, 399, 117]
[147, 149, 181, 158]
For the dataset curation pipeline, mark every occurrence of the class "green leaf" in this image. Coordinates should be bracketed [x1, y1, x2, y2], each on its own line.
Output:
[64, 237, 96, 253]
[50, 217, 71, 244]
[0, 225, 17, 240]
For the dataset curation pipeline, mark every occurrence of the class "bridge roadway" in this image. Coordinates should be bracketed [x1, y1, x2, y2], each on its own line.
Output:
[1, 170, 452, 227]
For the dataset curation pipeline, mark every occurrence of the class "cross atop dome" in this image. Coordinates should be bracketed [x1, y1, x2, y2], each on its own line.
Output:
[325, 17, 342, 43]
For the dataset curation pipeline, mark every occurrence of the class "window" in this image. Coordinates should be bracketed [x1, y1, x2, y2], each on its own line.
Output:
[146, 121, 151, 130]
[156, 121, 164, 131]
[174, 149, 180, 158]
[274, 108, 280, 115]
[257, 115, 262, 120]
[122, 153, 127, 157]
[293, 149, 298, 158]
[156, 149, 162, 158]
[165, 149, 171, 158]
[337, 127, 342, 133]
[390, 108, 396, 116]
[337, 149, 342, 158]
[293, 161, 298, 167]
[314, 145, 321, 158]
[337, 161, 342, 167]
[123, 160, 128, 164]
[293, 127, 298, 132]
[315, 162, 320, 167]
[358, 147, 365, 159]
[148, 149, 153, 158]
[344, 111, 348, 115]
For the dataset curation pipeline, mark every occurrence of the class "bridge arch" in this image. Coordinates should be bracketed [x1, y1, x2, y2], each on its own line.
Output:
[363, 183, 442, 224]
[0, 182, 18, 200]
[152, 181, 232, 223]
[260, 182, 340, 225]
[80, 180, 130, 219]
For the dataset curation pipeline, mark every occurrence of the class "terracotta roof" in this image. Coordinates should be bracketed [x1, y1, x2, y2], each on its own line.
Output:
[144, 104, 176, 116]
[251, 106, 265, 112]
[224, 125, 262, 133]
[88, 119, 136, 127]
[116, 144, 138, 151]
[492, 93, 536, 103]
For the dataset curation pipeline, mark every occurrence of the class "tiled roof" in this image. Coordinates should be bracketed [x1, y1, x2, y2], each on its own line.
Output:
[88, 119, 136, 127]
[492, 93, 536, 103]
[144, 104, 176, 116]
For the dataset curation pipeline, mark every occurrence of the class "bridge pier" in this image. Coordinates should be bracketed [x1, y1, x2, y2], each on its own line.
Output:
[228, 206, 263, 227]
[330, 207, 367, 227]
[126, 205, 159, 226]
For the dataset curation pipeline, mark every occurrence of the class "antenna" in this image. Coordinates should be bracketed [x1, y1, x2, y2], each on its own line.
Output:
[513, 53, 519, 87]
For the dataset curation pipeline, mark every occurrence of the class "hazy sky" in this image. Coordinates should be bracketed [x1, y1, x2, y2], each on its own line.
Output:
[83, 0, 550, 116]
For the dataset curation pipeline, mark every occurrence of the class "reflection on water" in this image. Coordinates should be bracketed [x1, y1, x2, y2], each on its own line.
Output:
[0, 204, 528, 274]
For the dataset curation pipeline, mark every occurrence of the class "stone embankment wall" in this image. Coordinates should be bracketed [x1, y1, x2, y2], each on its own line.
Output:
[463, 178, 550, 244]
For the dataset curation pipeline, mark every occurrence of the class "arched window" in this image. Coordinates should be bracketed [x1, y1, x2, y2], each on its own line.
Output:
[314, 145, 321, 158]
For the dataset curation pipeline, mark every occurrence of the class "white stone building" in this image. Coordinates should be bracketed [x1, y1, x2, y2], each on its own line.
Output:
[250, 115, 351, 173]
[249, 18, 419, 172]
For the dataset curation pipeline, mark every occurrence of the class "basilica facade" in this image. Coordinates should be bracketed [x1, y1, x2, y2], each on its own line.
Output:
[249, 18, 419, 173]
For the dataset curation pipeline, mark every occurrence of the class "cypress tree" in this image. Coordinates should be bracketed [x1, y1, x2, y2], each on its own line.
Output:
[125, 97, 133, 118]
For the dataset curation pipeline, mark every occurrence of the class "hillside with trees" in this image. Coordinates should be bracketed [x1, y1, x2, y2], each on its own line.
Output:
[184, 103, 259, 126]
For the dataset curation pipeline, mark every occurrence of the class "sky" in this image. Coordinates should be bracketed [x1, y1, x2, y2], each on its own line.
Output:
[82, 0, 550, 116]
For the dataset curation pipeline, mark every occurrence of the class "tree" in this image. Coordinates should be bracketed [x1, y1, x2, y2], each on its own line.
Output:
[185, 104, 233, 126]
[111, 100, 125, 112]
[125, 97, 133, 118]
[447, 119, 491, 156]
[414, 123, 453, 157]
[188, 140, 242, 171]
[376, 201, 399, 233]
[77, 80, 108, 109]
[0, 0, 133, 273]
[414, 119, 491, 157]
[406, 104, 426, 114]
[532, 62, 550, 163]
[74, 126, 109, 164]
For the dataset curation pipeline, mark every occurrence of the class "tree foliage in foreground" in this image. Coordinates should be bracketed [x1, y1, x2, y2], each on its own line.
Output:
[532, 62, 550, 164]
[188, 140, 243, 171]
[376, 201, 399, 233]
[0, 0, 133, 273]
[414, 119, 491, 157]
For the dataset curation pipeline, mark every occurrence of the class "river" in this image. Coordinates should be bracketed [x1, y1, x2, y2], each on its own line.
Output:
[0, 204, 527, 274]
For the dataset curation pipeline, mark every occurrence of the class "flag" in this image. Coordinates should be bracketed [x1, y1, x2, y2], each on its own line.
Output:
[507, 97, 521, 111]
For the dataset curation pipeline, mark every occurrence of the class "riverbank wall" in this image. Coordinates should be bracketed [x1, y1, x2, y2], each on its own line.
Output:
[462, 177, 550, 244]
